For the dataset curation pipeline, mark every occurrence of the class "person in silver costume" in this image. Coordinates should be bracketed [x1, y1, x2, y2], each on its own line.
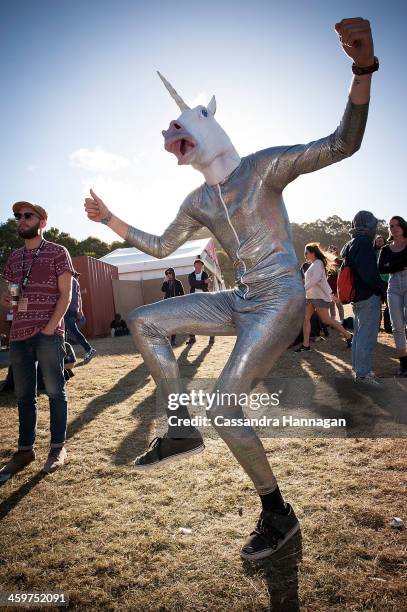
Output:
[85, 18, 377, 560]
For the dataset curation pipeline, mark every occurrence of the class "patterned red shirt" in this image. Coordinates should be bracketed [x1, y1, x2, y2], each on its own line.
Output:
[3, 240, 75, 341]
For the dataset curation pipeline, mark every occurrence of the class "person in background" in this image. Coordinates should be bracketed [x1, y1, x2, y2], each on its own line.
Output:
[374, 235, 391, 333]
[161, 268, 184, 346]
[64, 341, 77, 380]
[110, 313, 130, 337]
[341, 211, 386, 385]
[295, 243, 352, 352]
[186, 259, 214, 346]
[327, 245, 345, 323]
[0, 201, 74, 481]
[378, 216, 407, 376]
[374, 235, 386, 252]
[64, 273, 96, 364]
[299, 260, 325, 343]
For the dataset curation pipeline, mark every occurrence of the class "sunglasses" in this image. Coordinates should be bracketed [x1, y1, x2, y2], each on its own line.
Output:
[14, 212, 40, 220]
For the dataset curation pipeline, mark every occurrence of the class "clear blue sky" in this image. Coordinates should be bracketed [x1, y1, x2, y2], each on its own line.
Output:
[0, 0, 405, 242]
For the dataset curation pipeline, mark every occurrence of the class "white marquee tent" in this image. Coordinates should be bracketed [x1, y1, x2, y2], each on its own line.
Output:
[100, 238, 225, 291]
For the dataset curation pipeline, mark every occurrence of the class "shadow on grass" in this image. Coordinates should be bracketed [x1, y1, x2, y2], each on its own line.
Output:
[298, 345, 406, 435]
[297, 334, 399, 378]
[0, 471, 46, 521]
[67, 362, 150, 442]
[178, 342, 212, 368]
[260, 333, 407, 439]
[260, 372, 406, 439]
[0, 355, 151, 520]
[242, 531, 303, 612]
[112, 343, 213, 465]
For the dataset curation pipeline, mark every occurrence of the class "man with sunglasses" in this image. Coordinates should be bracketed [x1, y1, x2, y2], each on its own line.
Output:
[0, 201, 75, 482]
[186, 259, 215, 346]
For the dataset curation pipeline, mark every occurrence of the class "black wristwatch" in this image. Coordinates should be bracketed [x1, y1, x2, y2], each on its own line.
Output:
[352, 56, 379, 75]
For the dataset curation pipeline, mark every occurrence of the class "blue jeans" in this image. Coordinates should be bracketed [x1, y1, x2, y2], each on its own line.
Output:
[10, 332, 68, 449]
[352, 294, 382, 377]
[64, 312, 92, 353]
[387, 270, 407, 352]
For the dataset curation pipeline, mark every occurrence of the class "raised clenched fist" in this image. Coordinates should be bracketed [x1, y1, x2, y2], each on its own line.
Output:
[335, 18, 374, 67]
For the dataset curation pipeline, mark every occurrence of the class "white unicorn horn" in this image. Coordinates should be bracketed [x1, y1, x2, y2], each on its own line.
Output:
[157, 71, 190, 113]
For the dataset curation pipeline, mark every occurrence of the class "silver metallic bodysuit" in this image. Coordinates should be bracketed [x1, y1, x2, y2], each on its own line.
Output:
[127, 99, 369, 494]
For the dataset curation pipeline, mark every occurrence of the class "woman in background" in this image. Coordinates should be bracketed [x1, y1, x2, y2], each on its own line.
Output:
[378, 217, 407, 376]
[295, 243, 353, 352]
[374, 235, 391, 333]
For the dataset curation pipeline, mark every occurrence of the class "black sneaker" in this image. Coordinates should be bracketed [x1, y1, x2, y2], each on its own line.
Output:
[294, 345, 311, 353]
[83, 347, 97, 363]
[240, 504, 300, 561]
[133, 435, 205, 470]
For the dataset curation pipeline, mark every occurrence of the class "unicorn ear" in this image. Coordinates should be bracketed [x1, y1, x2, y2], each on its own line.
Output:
[207, 95, 216, 115]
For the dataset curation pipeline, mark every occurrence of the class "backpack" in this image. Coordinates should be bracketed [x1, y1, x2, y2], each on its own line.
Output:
[337, 246, 356, 305]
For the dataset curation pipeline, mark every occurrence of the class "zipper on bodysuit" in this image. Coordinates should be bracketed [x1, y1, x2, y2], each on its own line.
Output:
[216, 183, 249, 298]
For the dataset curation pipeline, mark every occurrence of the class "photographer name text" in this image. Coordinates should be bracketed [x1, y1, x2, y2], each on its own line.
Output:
[168, 415, 347, 429]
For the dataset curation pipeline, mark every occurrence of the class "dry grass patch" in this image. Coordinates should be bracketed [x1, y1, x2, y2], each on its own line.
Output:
[0, 331, 406, 611]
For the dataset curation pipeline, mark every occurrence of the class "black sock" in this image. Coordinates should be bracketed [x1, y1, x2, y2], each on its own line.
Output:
[260, 486, 289, 514]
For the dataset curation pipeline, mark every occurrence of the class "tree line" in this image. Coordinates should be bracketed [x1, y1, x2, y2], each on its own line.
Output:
[1, 215, 387, 288]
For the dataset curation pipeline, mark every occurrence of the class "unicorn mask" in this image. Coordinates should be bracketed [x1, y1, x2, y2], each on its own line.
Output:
[158, 72, 240, 184]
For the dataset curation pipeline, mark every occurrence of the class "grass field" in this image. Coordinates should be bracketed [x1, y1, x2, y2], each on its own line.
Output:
[0, 329, 406, 611]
